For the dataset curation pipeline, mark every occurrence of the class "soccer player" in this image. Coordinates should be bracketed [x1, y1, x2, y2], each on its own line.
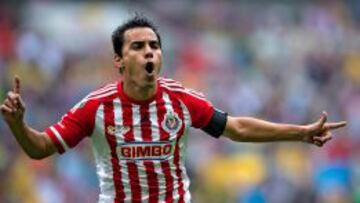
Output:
[0, 16, 346, 203]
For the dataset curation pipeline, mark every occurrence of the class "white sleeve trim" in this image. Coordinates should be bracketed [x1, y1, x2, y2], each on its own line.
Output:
[50, 126, 70, 151]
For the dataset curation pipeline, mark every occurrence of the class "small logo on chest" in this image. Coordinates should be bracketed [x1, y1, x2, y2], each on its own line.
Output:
[162, 111, 182, 134]
[106, 125, 130, 136]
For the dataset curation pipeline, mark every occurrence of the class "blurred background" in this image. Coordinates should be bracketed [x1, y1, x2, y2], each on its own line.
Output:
[0, 0, 359, 203]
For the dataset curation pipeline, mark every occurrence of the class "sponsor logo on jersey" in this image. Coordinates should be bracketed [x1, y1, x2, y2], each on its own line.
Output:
[107, 125, 130, 136]
[162, 111, 182, 134]
[117, 141, 174, 161]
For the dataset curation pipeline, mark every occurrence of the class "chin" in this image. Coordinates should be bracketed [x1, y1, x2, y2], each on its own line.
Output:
[142, 79, 156, 88]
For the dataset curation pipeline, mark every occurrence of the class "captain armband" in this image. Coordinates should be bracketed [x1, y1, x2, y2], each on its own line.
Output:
[201, 109, 227, 138]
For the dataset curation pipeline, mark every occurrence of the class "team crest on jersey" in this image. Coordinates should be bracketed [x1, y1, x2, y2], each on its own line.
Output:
[162, 111, 182, 134]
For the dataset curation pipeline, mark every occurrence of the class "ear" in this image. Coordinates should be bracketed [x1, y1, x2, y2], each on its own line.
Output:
[113, 54, 124, 73]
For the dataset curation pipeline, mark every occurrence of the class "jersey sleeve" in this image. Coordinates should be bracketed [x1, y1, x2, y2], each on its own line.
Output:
[44, 98, 98, 154]
[180, 89, 215, 128]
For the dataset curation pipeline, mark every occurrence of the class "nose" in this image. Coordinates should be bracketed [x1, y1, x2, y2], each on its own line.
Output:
[145, 44, 153, 59]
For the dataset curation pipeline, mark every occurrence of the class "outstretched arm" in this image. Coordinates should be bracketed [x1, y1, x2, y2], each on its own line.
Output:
[223, 112, 346, 147]
[0, 76, 57, 159]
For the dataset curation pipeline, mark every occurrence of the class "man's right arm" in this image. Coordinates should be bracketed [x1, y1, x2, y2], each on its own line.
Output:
[0, 77, 57, 159]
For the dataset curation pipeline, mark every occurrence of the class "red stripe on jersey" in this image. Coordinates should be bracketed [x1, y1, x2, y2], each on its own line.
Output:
[126, 163, 141, 201]
[122, 102, 134, 142]
[121, 101, 142, 201]
[144, 161, 159, 203]
[156, 94, 174, 202]
[45, 126, 65, 153]
[161, 161, 174, 203]
[103, 101, 125, 203]
[140, 104, 152, 141]
[140, 104, 159, 203]
[170, 94, 186, 203]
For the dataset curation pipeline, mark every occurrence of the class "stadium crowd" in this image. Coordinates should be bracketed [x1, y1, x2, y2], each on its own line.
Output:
[0, 1, 359, 203]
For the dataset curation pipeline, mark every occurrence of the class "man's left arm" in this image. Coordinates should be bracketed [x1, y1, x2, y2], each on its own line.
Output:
[223, 112, 346, 147]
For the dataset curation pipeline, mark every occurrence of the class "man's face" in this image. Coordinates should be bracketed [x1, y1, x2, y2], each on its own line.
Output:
[119, 27, 162, 89]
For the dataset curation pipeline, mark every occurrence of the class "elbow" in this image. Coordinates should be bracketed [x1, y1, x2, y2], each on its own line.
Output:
[28, 153, 49, 160]
[26, 150, 50, 160]
[29, 154, 48, 160]
[226, 128, 247, 142]
[224, 117, 248, 142]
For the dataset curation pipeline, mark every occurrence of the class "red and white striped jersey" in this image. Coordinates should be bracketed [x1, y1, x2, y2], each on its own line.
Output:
[45, 77, 215, 203]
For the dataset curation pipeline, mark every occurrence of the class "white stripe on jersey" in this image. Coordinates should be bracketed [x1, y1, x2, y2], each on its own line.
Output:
[88, 90, 118, 101]
[149, 99, 167, 202]
[70, 87, 117, 113]
[91, 104, 116, 202]
[113, 98, 132, 201]
[50, 126, 70, 151]
[180, 101, 192, 202]
[148, 100, 160, 141]
[179, 100, 192, 128]
[88, 83, 117, 98]
[131, 104, 150, 200]
[159, 78, 182, 86]
[159, 79, 206, 98]
[160, 84, 207, 102]
[162, 92, 183, 200]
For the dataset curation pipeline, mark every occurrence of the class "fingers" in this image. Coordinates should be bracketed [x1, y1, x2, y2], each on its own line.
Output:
[325, 121, 347, 130]
[2, 97, 18, 114]
[305, 111, 346, 147]
[313, 132, 332, 143]
[318, 111, 328, 128]
[1, 90, 25, 116]
[313, 140, 324, 147]
[5, 94, 16, 108]
[310, 131, 333, 147]
[7, 91, 24, 111]
[311, 134, 331, 147]
[14, 75, 21, 94]
[0, 76, 25, 123]
[0, 104, 14, 114]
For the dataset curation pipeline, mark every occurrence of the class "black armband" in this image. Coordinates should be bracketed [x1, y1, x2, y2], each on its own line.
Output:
[201, 109, 227, 138]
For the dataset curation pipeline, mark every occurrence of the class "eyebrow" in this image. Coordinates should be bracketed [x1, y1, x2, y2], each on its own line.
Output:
[131, 40, 158, 44]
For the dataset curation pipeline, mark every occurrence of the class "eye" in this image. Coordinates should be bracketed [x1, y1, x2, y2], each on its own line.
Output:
[131, 42, 144, 50]
[150, 41, 160, 49]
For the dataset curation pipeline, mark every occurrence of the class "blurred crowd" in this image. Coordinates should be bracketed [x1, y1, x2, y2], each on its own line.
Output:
[0, 1, 359, 203]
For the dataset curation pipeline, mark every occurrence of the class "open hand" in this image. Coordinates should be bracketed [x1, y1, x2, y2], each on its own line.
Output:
[302, 111, 346, 147]
[0, 76, 26, 125]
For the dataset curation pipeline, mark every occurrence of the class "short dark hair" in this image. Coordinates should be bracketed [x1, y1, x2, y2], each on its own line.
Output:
[111, 15, 162, 57]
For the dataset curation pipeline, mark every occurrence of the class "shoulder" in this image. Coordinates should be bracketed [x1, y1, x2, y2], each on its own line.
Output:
[70, 82, 118, 112]
[158, 77, 206, 101]
[85, 82, 118, 102]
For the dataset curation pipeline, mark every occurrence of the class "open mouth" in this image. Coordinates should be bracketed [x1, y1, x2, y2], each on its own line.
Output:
[145, 62, 154, 74]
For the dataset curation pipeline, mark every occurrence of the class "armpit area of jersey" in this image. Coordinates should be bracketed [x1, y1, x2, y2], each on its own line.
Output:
[201, 109, 227, 138]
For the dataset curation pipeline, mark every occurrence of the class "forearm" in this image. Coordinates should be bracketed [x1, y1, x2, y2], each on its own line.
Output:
[224, 116, 305, 142]
[8, 122, 56, 159]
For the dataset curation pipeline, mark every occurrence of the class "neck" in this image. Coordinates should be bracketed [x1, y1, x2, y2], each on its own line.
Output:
[123, 80, 157, 101]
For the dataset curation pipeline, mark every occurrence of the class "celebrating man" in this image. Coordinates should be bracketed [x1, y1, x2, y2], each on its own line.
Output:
[1, 15, 346, 203]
